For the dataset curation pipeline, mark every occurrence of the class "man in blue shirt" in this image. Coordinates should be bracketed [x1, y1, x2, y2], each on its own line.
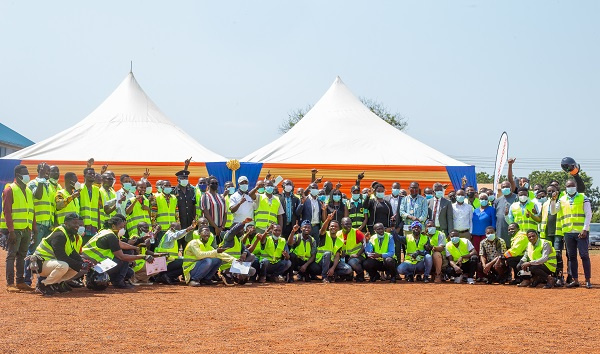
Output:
[363, 223, 397, 283]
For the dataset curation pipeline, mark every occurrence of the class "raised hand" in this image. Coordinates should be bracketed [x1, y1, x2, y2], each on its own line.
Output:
[100, 164, 108, 174]
[508, 158, 516, 164]
[143, 168, 150, 179]
[292, 221, 300, 233]
[357, 171, 365, 180]
[336, 181, 342, 190]
[87, 158, 94, 168]
[184, 156, 192, 168]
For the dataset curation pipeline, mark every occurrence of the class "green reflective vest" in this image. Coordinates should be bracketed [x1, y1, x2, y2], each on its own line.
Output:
[511, 200, 539, 233]
[31, 180, 54, 223]
[316, 232, 344, 263]
[292, 236, 314, 261]
[99, 187, 117, 225]
[405, 234, 429, 264]
[338, 228, 362, 255]
[527, 239, 557, 273]
[35, 226, 74, 260]
[445, 238, 470, 263]
[0, 183, 34, 230]
[258, 236, 286, 263]
[348, 201, 365, 228]
[80, 184, 101, 229]
[126, 197, 151, 235]
[369, 232, 394, 261]
[557, 193, 585, 234]
[155, 194, 177, 230]
[56, 189, 80, 225]
[254, 194, 280, 232]
[182, 239, 214, 283]
[82, 229, 117, 262]
[219, 235, 243, 271]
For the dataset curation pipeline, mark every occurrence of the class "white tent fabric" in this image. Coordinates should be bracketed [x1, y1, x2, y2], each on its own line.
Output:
[242, 77, 467, 166]
[4, 73, 225, 162]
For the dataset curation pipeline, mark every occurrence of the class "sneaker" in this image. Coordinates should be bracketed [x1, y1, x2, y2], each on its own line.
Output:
[188, 280, 201, 287]
[555, 277, 565, 287]
[467, 278, 475, 285]
[544, 277, 555, 289]
[322, 278, 330, 283]
[423, 276, 430, 283]
[221, 275, 235, 286]
[113, 282, 134, 289]
[566, 280, 580, 288]
[15, 282, 34, 292]
[67, 279, 84, 288]
[454, 275, 463, 284]
[200, 279, 218, 285]
[586, 281, 593, 289]
[6, 284, 20, 293]
[53, 282, 71, 293]
[258, 276, 267, 284]
[390, 277, 397, 283]
[517, 279, 531, 287]
[369, 273, 381, 283]
[35, 282, 55, 296]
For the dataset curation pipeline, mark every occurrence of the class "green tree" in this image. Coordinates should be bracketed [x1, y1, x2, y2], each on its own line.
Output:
[476, 171, 493, 184]
[279, 97, 407, 134]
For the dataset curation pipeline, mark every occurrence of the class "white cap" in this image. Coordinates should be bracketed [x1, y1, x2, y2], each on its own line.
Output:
[238, 176, 249, 183]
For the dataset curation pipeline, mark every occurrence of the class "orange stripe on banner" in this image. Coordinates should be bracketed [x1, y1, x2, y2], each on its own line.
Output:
[262, 163, 447, 172]
[20, 160, 208, 190]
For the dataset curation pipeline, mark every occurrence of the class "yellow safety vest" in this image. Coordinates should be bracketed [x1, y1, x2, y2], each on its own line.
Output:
[126, 197, 151, 235]
[219, 236, 243, 271]
[224, 195, 233, 229]
[404, 234, 429, 264]
[292, 236, 314, 261]
[527, 239, 557, 273]
[338, 228, 362, 255]
[510, 201, 539, 233]
[0, 183, 34, 229]
[258, 236, 287, 262]
[31, 180, 54, 223]
[80, 184, 101, 229]
[369, 232, 395, 261]
[557, 193, 585, 234]
[99, 187, 117, 225]
[254, 194, 281, 232]
[182, 239, 214, 283]
[155, 230, 187, 264]
[56, 189, 80, 225]
[445, 238, 470, 263]
[82, 230, 117, 262]
[428, 230, 446, 250]
[505, 231, 529, 258]
[155, 194, 177, 230]
[34, 226, 74, 260]
[195, 188, 204, 217]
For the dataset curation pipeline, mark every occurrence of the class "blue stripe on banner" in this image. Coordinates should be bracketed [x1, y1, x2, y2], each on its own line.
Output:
[0, 159, 23, 215]
[446, 165, 477, 191]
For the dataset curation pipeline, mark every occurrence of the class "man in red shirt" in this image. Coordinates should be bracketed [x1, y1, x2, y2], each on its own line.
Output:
[339, 217, 366, 281]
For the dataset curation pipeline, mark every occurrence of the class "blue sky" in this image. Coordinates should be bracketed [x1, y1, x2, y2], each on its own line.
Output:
[1, 1, 598, 183]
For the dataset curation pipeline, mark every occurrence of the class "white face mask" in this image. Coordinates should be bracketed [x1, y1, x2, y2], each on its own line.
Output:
[74, 181, 81, 190]
[20, 174, 31, 183]
[519, 195, 528, 203]
[272, 235, 280, 240]
[179, 179, 189, 187]
[77, 226, 85, 236]
[284, 185, 293, 193]
[117, 228, 126, 237]
[239, 184, 249, 192]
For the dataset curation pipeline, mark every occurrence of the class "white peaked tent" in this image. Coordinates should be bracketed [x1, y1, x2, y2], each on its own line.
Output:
[244, 76, 466, 166]
[5, 72, 225, 162]
[242, 76, 475, 191]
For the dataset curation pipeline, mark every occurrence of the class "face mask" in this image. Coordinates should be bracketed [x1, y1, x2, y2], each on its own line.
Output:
[123, 182, 132, 191]
[77, 226, 85, 236]
[377, 233, 385, 239]
[449, 196, 457, 203]
[145, 187, 152, 194]
[197, 184, 206, 191]
[519, 195, 528, 203]
[488, 194, 495, 202]
[375, 192, 385, 199]
[362, 193, 368, 199]
[523, 182, 530, 189]
[435, 191, 444, 199]
[178, 179, 188, 187]
[140, 231, 147, 238]
[467, 192, 475, 198]
[163, 187, 172, 194]
[49, 178, 58, 184]
[284, 185, 293, 193]
[456, 195, 465, 203]
[351, 193, 360, 201]
[391, 189, 400, 197]
[128, 185, 137, 193]
[425, 194, 433, 200]
[239, 184, 249, 192]
[486, 233, 496, 241]
[156, 186, 163, 193]
[265, 186, 274, 194]
[539, 197, 548, 204]
[74, 181, 81, 190]
[257, 187, 265, 194]
[566, 187, 577, 196]
[318, 195, 327, 202]
[342, 198, 348, 205]
[272, 235, 279, 240]
[19, 174, 30, 183]
[501, 188, 511, 196]
[480, 199, 489, 206]
[228, 187, 236, 194]
[332, 195, 341, 202]
[117, 228, 126, 237]
[310, 189, 319, 197]
[427, 227, 436, 235]
[451, 236, 460, 244]
[38, 177, 46, 183]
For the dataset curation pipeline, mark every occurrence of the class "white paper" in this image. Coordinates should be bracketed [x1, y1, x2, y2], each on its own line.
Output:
[274, 176, 284, 186]
[145, 256, 167, 276]
[93, 258, 118, 273]
[229, 261, 252, 275]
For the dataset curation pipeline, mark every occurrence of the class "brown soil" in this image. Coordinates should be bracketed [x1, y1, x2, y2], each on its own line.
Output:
[1, 251, 599, 353]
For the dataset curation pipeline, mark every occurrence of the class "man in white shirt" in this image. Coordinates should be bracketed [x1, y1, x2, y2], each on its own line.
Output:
[229, 176, 257, 223]
[452, 189, 473, 241]
[115, 174, 135, 216]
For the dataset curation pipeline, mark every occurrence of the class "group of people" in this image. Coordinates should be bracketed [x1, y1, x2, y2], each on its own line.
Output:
[0, 157, 593, 296]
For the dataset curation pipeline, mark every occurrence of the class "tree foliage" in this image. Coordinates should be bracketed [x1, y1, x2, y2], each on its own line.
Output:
[476, 171, 506, 184]
[528, 170, 600, 213]
[279, 97, 407, 134]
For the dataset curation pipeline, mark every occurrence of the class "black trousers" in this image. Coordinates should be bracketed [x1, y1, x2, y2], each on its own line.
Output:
[107, 258, 133, 284]
[518, 261, 553, 280]
[506, 256, 522, 280]
[290, 253, 320, 277]
[445, 260, 476, 278]
[165, 259, 183, 279]
[363, 257, 397, 278]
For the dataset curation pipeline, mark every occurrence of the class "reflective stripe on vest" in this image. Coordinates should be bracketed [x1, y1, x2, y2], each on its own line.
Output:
[155, 194, 177, 230]
[80, 185, 101, 229]
[195, 189, 204, 217]
[511, 200, 539, 232]
[348, 203, 365, 228]
[182, 240, 214, 282]
[82, 230, 116, 262]
[35, 226, 73, 260]
[292, 236, 313, 261]
[259, 236, 286, 263]
[445, 239, 470, 263]
[126, 197, 151, 234]
[254, 195, 281, 231]
[0, 183, 34, 229]
[224, 196, 233, 228]
[405, 234, 429, 264]
[32, 180, 54, 223]
[527, 239, 557, 273]
[338, 228, 361, 255]
[219, 236, 242, 270]
[369, 232, 393, 261]
[99, 187, 117, 224]
[56, 189, 80, 225]
[557, 193, 585, 233]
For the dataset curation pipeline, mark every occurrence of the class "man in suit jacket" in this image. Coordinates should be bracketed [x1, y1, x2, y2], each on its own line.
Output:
[428, 183, 454, 236]
[278, 179, 301, 237]
[384, 182, 405, 261]
[295, 182, 324, 244]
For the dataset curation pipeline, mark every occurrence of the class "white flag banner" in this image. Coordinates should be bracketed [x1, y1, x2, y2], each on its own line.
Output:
[493, 132, 509, 193]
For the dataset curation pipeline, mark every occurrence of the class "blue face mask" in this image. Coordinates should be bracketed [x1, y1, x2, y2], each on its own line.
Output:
[480, 199, 489, 206]
[257, 187, 265, 194]
[456, 195, 465, 203]
[265, 186, 274, 194]
[123, 182, 132, 190]
[228, 187, 236, 194]
[239, 184, 249, 192]
[427, 227, 436, 235]
[197, 184, 206, 192]
[566, 187, 577, 196]
[310, 189, 319, 197]
[435, 191, 444, 199]
[392, 189, 400, 197]
[425, 194, 433, 200]
[488, 194, 495, 202]
[375, 192, 385, 199]
[332, 195, 341, 202]
[486, 233, 496, 241]
[163, 187, 172, 194]
[342, 198, 348, 205]
[318, 195, 327, 202]
[362, 193, 368, 199]
[451, 236, 460, 244]
[501, 188, 511, 196]
[351, 193, 360, 201]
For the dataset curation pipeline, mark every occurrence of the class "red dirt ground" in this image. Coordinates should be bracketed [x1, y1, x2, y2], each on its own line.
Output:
[1, 251, 599, 353]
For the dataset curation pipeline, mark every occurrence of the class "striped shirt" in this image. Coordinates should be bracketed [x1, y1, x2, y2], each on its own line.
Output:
[201, 192, 226, 228]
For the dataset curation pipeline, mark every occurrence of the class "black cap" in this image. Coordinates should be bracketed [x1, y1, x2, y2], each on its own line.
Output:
[175, 170, 190, 178]
[351, 186, 360, 192]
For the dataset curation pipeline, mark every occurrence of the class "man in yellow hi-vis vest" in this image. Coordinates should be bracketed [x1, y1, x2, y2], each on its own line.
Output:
[517, 229, 557, 289]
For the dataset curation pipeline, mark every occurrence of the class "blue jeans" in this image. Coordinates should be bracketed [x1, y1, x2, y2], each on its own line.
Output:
[259, 259, 292, 277]
[319, 252, 353, 278]
[25, 223, 51, 285]
[397, 254, 433, 277]
[565, 232, 591, 280]
[189, 258, 222, 281]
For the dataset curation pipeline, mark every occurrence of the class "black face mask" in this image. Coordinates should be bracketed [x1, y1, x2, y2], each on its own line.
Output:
[467, 192, 475, 198]
[449, 196, 457, 203]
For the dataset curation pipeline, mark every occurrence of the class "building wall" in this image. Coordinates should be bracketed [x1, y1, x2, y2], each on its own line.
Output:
[0, 143, 21, 158]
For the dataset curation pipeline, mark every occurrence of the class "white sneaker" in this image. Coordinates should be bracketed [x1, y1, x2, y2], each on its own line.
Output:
[467, 278, 475, 285]
[188, 280, 201, 287]
[454, 275, 463, 284]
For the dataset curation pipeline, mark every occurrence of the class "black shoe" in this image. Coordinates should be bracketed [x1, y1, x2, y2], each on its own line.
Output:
[369, 273, 381, 283]
[406, 275, 414, 282]
[509, 279, 520, 285]
[415, 274, 422, 281]
[67, 279, 84, 288]
[35, 282, 55, 296]
[287, 275, 294, 284]
[555, 277, 565, 287]
[390, 277, 397, 283]
[566, 275, 574, 283]
[423, 276, 430, 283]
[355, 277, 365, 283]
[200, 279, 218, 285]
[53, 282, 71, 293]
[158, 274, 173, 285]
[114, 282, 135, 289]
[586, 281, 593, 289]
[566, 280, 580, 288]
